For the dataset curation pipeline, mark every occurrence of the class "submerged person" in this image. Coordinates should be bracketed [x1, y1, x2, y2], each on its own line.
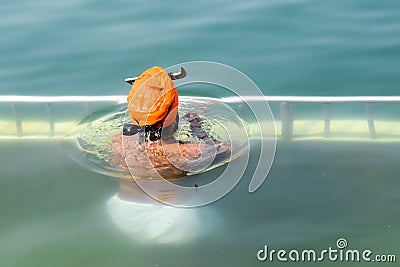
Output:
[106, 178, 221, 244]
[109, 66, 231, 179]
[105, 67, 226, 244]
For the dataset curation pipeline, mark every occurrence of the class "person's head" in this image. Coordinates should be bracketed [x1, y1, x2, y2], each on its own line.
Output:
[127, 66, 179, 128]
[125, 66, 183, 140]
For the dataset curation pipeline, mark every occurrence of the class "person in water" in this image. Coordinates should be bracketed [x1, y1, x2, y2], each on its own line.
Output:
[110, 66, 231, 179]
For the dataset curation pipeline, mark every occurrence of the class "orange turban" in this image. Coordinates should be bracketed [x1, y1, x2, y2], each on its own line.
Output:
[127, 66, 178, 127]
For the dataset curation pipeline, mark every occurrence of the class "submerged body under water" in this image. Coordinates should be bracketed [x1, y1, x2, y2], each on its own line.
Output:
[64, 98, 250, 181]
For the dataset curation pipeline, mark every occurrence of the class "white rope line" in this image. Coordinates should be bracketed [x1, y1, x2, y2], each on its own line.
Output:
[1, 95, 400, 103]
[225, 96, 400, 103]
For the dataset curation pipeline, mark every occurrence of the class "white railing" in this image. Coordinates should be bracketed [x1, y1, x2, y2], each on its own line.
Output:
[1, 95, 400, 140]
[1, 95, 125, 137]
[222, 96, 400, 140]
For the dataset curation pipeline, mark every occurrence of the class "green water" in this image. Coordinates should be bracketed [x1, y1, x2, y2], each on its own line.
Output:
[1, 0, 400, 266]
[1, 0, 400, 96]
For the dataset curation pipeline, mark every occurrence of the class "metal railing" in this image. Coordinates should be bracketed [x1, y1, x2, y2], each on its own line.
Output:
[0, 96, 125, 137]
[1, 95, 400, 140]
[265, 96, 400, 138]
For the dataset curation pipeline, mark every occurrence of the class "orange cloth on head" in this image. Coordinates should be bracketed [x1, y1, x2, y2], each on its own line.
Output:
[127, 66, 178, 127]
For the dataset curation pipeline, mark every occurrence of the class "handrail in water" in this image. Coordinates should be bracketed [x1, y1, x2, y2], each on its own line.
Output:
[1, 95, 400, 141]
